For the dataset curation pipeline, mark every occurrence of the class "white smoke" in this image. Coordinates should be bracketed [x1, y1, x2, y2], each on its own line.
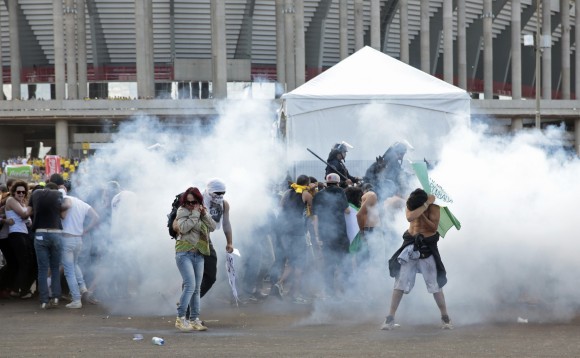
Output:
[73, 99, 284, 315]
[433, 122, 580, 324]
[302, 106, 580, 327]
[71, 98, 579, 327]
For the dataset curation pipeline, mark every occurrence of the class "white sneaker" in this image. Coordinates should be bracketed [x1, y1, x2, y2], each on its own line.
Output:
[49, 298, 59, 308]
[66, 300, 82, 309]
[175, 316, 193, 332]
[380, 316, 399, 330]
[441, 315, 454, 330]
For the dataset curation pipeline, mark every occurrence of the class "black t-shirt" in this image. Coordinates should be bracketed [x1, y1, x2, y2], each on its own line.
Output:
[30, 189, 64, 231]
[278, 189, 306, 236]
[312, 185, 348, 245]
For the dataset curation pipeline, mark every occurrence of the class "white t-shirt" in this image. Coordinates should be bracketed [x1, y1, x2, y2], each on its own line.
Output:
[62, 195, 92, 236]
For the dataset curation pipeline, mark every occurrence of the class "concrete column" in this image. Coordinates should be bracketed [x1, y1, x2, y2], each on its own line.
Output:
[457, 0, 467, 90]
[55, 120, 69, 158]
[370, 0, 380, 50]
[576, 1, 580, 96]
[65, 0, 77, 99]
[211, 0, 227, 98]
[420, 0, 430, 73]
[135, 1, 155, 99]
[511, 0, 522, 99]
[483, 0, 493, 99]
[561, 0, 570, 99]
[542, 0, 551, 99]
[339, 0, 348, 60]
[399, 0, 409, 63]
[8, 0, 21, 100]
[443, 0, 453, 83]
[511, 117, 523, 131]
[276, 0, 286, 90]
[354, 0, 363, 51]
[294, 0, 305, 87]
[53, 0, 66, 100]
[576, 118, 580, 155]
[0, 9, 3, 100]
[77, 0, 87, 99]
[284, 0, 296, 91]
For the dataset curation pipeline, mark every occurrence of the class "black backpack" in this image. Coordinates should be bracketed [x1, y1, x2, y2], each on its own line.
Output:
[167, 192, 183, 239]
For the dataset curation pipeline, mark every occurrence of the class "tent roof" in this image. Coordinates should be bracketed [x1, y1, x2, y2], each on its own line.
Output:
[282, 46, 469, 102]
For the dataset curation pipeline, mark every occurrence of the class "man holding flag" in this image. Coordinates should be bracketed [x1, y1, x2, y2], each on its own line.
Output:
[381, 188, 453, 331]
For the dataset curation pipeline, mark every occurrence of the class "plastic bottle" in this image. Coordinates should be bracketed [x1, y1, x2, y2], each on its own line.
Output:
[151, 337, 165, 346]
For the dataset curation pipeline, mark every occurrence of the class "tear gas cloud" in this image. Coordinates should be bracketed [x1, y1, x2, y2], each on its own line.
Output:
[431, 123, 580, 324]
[73, 100, 284, 315]
[72, 97, 579, 326]
[302, 104, 580, 326]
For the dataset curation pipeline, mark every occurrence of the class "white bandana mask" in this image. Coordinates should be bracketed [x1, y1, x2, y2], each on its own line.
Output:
[209, 192, 224, 205]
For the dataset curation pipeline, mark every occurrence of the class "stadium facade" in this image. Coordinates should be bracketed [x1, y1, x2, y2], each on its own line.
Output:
[0, 0, 579, 158]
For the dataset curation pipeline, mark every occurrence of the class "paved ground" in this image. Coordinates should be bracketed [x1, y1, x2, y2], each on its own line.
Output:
[2, 296, 580, 358]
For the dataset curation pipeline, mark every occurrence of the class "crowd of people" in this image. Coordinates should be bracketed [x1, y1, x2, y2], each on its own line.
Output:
[0, 173, 99, 309]
[0, 141, 453, 332]
[1, 156, 82, 183]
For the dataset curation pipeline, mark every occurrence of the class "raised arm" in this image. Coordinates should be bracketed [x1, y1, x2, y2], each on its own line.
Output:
[420, 204, 441, 232]
[6, 197, 31, 219]
[405, 194, 435, 222]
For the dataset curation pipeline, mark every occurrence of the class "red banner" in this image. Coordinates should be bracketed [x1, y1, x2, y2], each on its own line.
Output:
[44, 155, 61, 178]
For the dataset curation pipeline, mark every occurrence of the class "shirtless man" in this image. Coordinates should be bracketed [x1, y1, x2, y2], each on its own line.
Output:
[356, 184, 383, 266]
[381, 188, 452, 330]
[356, 184, 380, 232]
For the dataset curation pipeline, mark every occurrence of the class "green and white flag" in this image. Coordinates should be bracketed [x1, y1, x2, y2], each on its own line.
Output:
[411, 161, 461, 238]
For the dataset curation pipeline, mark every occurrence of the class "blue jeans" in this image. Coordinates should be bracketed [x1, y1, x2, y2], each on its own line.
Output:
[175, 251, 204, 319]
[61, 236, 86, 301]
[34, 232, 62, 304]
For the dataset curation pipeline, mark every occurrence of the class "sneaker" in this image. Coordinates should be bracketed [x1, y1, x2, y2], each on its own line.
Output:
[84, 293, 100, 305]
[272, 283, 284, 299]
[190, 318, 208, 331]
[40, 302, 48, 310]
[49, 298, 59, 308]
[246, 295, 259, 303]
[20, 291, 33, 299]
[175, 316, 194, 332]
[380, 315, 399, 330]
[441, 315, 454, 330]
[66, 300, 82, 309]
[292, 296, 309, 304]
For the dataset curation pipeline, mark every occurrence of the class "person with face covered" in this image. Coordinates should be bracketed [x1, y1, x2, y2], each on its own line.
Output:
[381, 141, 411, 196]
[325, 142, 360, 187]
[199, 178, 234, 297]
[174, 187, 215, 332]
[382, 188, 452, 330]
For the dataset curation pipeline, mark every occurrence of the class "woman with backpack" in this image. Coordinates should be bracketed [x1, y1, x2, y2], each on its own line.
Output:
[172, 187, 216, 332]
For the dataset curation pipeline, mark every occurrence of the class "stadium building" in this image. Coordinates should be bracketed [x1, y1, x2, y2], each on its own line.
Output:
[0, 0, 579, 158]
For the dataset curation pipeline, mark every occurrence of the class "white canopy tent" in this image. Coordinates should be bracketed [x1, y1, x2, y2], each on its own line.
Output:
[280, 46, 471, 179]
